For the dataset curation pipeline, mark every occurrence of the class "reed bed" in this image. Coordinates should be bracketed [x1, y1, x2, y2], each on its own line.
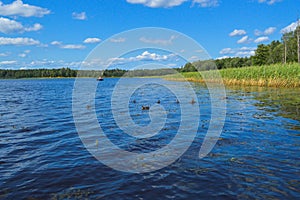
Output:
[165, 63, 300, 88]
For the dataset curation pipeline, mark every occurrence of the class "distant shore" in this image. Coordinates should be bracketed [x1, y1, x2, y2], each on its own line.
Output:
[164, 63, 300, 88]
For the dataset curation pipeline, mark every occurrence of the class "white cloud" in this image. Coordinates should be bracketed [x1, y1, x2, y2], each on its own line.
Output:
[0, 37, 40, 45]
[110, 37, 126, 43]
[0, 0, 50, 17]
[104, 51, 177, 67]
[18, 53, 26, 57]
[0, 17, 42, 34]
[25, 23, 42, 32]
[18, 49, 30, 57]
[60, 44, 86, 49]
[239, 47, 256, 51]
[216, 55, 230, 59]
[254, 27, 276, 36]
[219, 48, 234, 54]
[237, 36, 250, 44]
[135, 51, 174, 61]
[264, 27, 276, 35]
[258, 0, 281, 5]
[254, 29, 262, 36]
[192, 0, 218, 7]
[229, 29, 247, 37]
[219, 46, 256, 57]
[51, 41, 62, 45]
[281, 20, 300, 34]
[0, 52, 8, 56]
[126, 0, 218, 8]
[51, 40, 85, 49]
[0, 60, 17, 65]
[254, 36, 269, 43]
[140, 35, 177, 45]
[235, 50, 255, 57]
[72, 12, 87, 20]
[83, 37, 101, 44]
[126, 0, 187, 8]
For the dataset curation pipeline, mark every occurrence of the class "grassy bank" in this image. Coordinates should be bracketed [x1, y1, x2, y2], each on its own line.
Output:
[165, 63, 300, 88]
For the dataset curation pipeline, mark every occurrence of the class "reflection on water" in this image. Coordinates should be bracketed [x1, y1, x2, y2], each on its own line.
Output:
[0, 78, 299, 199]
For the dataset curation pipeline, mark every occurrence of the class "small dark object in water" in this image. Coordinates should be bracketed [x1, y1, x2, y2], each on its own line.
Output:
[97, 76, 104, 81]
[133, 100, 136, 103]
[157, 100, 160, 104]
[191, 98, 196, 104]
[142, 106, 150, 110]
[176, 99, 179, 104]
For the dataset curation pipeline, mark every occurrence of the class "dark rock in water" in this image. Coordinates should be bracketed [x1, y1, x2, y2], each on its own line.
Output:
[157, 100, 160, 104]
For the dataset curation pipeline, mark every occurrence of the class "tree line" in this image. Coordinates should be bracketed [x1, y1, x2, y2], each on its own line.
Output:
[179, 25, 299, 72]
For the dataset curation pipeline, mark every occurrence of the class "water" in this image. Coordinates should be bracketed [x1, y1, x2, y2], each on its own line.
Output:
[0, 78, 299, 199]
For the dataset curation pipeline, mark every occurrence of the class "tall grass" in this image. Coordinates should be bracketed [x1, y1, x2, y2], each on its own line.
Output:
[165, 63, 300, 88]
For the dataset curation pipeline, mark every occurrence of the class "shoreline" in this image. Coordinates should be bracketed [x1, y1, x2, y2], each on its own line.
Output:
[165, 77, 300, 88]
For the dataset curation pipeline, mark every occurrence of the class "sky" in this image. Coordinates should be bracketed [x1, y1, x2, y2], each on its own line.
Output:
[0, 0, 299, 69]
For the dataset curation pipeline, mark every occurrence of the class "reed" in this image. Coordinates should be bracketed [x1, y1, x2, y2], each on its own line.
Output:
[164, 63, 300, 88]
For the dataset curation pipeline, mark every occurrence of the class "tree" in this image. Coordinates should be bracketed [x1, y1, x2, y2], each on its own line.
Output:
[252, 44, 270, 65]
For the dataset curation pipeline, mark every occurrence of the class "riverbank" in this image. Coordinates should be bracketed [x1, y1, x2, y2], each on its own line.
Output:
[164, 63, 300, 88]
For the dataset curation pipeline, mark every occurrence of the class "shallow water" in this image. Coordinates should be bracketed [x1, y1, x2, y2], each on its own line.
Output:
[0, 78, 299, 199]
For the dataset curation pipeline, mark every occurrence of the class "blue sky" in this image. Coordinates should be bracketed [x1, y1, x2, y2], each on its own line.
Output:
[0, 0, 299, 69]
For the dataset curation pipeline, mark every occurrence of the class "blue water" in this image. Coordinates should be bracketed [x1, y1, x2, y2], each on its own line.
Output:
[0, 78, 299, 199]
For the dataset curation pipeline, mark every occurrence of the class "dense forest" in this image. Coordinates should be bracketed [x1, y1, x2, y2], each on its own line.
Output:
[0, 26, 299, 79]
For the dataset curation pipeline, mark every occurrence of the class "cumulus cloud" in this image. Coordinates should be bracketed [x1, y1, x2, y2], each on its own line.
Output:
[18, 53, 26, 57]
[18, 49, 30, 57]
[281, 20, 300, 34]
[50, 41, 62, 45]
[135, 51, 173, 61]
[60, 44, 86, 49]
[219, 48, 235, 54]
[72, 12, 87, 20]
[254, 36, 269, 43]
[0, 60, 17, 65]
[104, 51, 177, 67]
[51, 40, 85, 49]
[0, 0, 50, 17]
[235, 50, 255, 57]
[229, 29, 247, 37]
[237, 36, 250, 44]
[216, 55, 230, 59]
[110, 37, 126, 43]
[264, 27, 276, 35]
[0, 17, 42, 34]
[219, 47, 256, 57]
[192, 0, 218, 7]
[140, 35, 177, 45]
[126, 0, 218, 8]
[258, 0, 281, 5]
[83, 37, 101, 44]
[126, 0, 187, 8]
[0, 37, 40, 45]
[254, 27, 276, 36]
[0, 52, 8, 56]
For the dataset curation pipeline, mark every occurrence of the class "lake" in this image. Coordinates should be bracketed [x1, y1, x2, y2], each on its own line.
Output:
[0, 78, 299, 199]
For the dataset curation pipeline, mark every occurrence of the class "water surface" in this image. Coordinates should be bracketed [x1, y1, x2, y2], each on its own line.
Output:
[0, 78, 299, 199]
